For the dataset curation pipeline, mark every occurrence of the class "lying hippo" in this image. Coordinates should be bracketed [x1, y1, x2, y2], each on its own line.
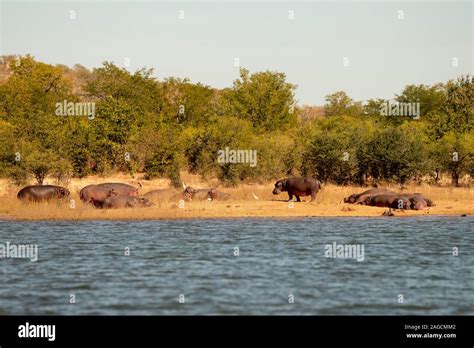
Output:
[170, 187, 196, 201]
[272, 177, 321, 202]
[17, 185, 70, 202]
[102, 196, 154, 209]
[344, 188, 395, 204]
[365, 194, 401, 208]
[188, 187, 213, 200]
[409, 196, 428, 210]
[398, 193, 435, 207]
[366, 194, 417, 210]
[208, 189, 231, 201]
[143, 189, 180, 203]
[170, 187, 212, 201]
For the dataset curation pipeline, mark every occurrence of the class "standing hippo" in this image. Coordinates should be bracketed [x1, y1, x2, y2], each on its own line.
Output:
[17, 185, 70, 202]
[208, 189, 231, 201]
[344, 188, 395, 204]
[272, 177, 321, 202]
[80, 185, 118, 207]
[88, 189, 118, 208]
[102, 196, 154, 209]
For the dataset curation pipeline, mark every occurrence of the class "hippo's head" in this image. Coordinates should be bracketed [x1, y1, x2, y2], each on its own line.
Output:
[272, 180, 286, 195]
[183, 187, 196, 200]
[207, 189, 216, 201]
[57, 187, 70, 198]
[409, 197, 427, 210]
[344, 194, 358, 204]
[390, 197, 410, 210]
[136, 197, 154, 207]
[414, 194, 434, 206]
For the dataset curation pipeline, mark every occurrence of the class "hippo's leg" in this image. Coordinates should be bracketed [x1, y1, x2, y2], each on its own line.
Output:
[295, 195, 301, 202]
[310, 192, 317, 202]
[287, 193, 293, 202]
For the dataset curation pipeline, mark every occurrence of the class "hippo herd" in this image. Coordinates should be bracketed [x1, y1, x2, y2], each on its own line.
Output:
[270, 177, 435, 210]
[16, 182, 231, 209]
[15, 177, 435, 212]
[344, 188, 435, 210]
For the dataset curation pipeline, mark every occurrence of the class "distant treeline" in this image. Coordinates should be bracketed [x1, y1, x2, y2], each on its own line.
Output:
[0, 55, 473, 187]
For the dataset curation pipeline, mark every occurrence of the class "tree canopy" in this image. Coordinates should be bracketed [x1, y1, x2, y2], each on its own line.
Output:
[0, 55, 472, 186]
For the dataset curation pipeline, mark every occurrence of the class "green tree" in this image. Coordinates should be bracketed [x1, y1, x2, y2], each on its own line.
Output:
[443, 75, 474, 134]
[355, 125, 429, 184]
[430, 130, 474, 186]
[324, 91, 363, 118]
[160, 77, 216, 125]
[223, 68, 297, 131]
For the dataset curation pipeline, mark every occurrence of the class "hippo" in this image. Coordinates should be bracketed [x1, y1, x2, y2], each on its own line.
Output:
[143, 189, 180, 203]
[170, 187, 212, 201]
[17, 185, 70, 202]
[344, 188, 395, 204]
[96, 183, 140, 196]
[365, 194, 412, 209]
[169, 187, 196, 201]
[353, 194, 376, 205]
[208, 189, 231, 201]
[272, 177, 321, 202]
[390, 196, 411, 209]
[80, 185, 118, 207]
[398, 193, 435, 207]
[365, 194, 399, 208]
[408, 196, 428, 210]
[102, 196, 154, 209]
[88, 189, 118, 208]
[191, 188, 213, 200]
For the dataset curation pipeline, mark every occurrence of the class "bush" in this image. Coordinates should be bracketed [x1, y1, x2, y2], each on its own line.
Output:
[359, 126, 428, 184]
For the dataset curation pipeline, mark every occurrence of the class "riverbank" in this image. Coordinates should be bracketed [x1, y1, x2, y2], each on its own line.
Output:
[0, 175, 472, 220]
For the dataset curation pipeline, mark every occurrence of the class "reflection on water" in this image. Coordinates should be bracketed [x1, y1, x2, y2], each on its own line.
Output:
[0, 217, 473, 315]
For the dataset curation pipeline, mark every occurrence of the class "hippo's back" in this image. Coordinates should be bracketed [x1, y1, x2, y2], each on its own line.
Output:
[143, 189, 179, 202]
[97, 183, 138, 196]
[287, 177, 321, 192]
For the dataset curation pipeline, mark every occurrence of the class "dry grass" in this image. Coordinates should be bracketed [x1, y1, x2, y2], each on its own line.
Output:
[0, 174, 473, 220]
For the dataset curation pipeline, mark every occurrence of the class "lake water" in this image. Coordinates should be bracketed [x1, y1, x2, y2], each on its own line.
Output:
[0, 217, 473, 315]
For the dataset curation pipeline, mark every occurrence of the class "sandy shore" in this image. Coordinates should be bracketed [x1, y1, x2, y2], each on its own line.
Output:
[0, 199, 471, 221]
[0, 174, 472, 220]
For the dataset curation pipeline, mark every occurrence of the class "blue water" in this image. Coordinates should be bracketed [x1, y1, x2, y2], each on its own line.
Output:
[0, 217, 472, 315]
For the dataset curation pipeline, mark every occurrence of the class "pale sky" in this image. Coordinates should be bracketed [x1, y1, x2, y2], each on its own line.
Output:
[1, 0, 472, 105]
